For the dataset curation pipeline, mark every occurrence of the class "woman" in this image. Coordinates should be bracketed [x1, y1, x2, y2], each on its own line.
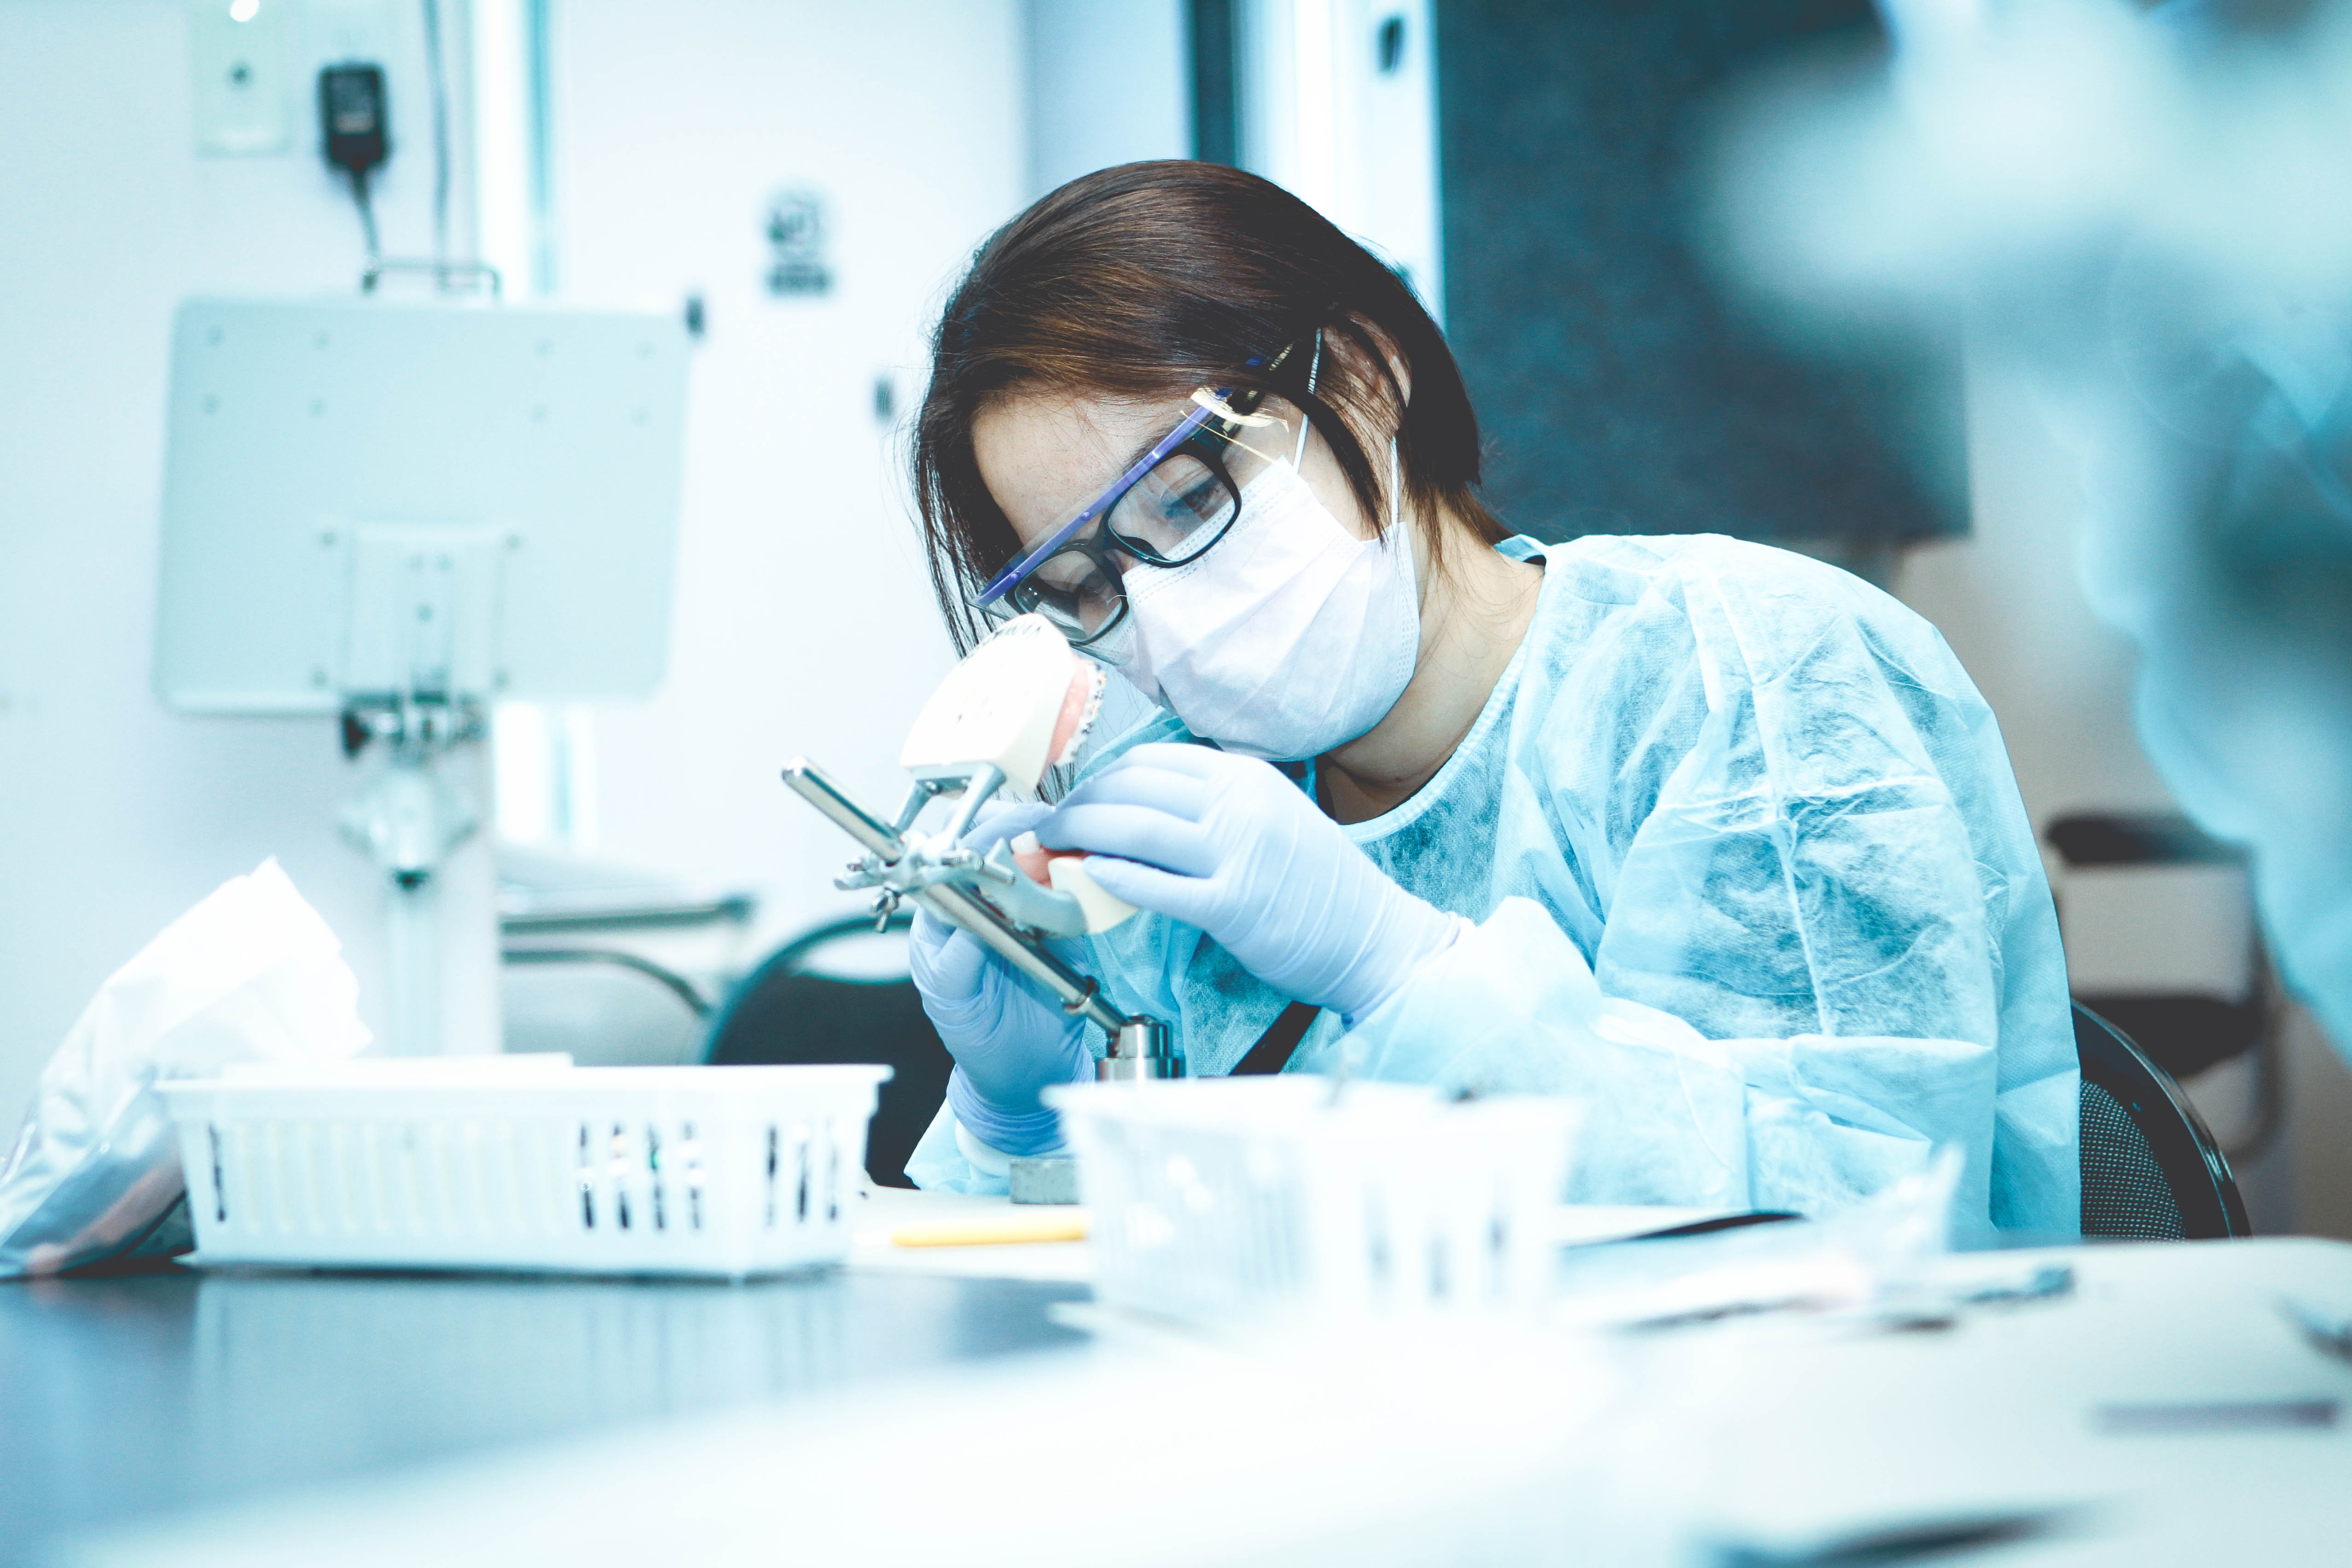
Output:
[900, 161, 2078, 1234]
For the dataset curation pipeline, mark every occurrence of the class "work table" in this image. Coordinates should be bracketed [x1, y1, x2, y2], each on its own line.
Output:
[12, 1202, 2352, 1567]
[0, 1256, 1083, 1567]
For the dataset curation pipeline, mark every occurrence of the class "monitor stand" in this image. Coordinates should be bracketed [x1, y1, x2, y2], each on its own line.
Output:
[337, 694, 483, 1056]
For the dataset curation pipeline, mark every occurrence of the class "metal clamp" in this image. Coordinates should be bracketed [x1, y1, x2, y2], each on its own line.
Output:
[780, 756, 1182, 1079]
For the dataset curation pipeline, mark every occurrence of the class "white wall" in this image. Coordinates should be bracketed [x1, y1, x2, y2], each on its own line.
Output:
[1018, 1, 1446, 314]
[0, 0, 501, 1126]
[1024, 0, 1189, 200]
[543, 0, 1029, 958]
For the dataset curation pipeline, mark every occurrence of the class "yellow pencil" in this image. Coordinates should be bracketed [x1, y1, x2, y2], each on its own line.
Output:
[889, 1214, 1089, 1248]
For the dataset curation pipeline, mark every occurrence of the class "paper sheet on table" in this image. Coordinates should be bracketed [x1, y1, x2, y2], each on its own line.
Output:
[1545, 1205, 1740, 1246]
[0, 859, 369, 1277]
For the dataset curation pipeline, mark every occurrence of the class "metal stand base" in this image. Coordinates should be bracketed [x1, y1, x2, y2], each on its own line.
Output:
[337, 697, 482, 1057]
[1098, 1018, 1183, 1081]
[1008, 1024, 1184, 1204]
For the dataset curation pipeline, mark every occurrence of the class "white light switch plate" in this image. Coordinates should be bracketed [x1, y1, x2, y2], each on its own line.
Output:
[305, 0, 404, 64]
[189, 0, 295, 156]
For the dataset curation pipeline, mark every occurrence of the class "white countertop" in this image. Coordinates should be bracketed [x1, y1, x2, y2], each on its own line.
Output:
[64, 1231, 2352, 1566]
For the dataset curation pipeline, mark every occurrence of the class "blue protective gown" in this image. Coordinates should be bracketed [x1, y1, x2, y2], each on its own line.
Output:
[907, 534, 2081, 1235]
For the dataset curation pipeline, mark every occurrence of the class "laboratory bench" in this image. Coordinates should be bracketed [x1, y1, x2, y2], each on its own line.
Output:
[12, 1205, 2352, 1566]
[0, 1258, 1085, 1568]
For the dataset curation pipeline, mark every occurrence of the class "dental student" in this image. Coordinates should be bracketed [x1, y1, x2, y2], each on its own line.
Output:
[900, 162, 2079, 1232]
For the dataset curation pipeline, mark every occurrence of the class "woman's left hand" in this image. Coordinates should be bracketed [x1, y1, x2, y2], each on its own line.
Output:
[1037, 743, 1464, 1022]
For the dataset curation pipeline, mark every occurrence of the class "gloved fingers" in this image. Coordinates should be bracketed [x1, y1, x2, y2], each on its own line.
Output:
[916, 900, 1087, 1008]
[1116, 743, 1320, 830]
[1076, 854, 1221, 929]
[1120, 741, 1247, 780]
[909, 904, 957, 961]
[907, 911, 992, 1002]
[1053, 760, 1208, 822]
[1037, 802, 1220, 877]
[955, 798, 1054, 853]
[923, 957, 1042, 1049]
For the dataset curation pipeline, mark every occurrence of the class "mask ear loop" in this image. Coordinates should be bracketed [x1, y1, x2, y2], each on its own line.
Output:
[1387, 436, 1405, 534]
[1291, 331, 1322, 469]
[1386, 436, 1418, 604]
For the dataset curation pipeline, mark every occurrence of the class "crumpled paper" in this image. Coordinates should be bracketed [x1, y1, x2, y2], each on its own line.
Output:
[0, 859, 369, 1277]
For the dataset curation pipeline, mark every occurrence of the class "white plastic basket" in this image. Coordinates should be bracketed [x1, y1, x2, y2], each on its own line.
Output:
[1048, 1077, 1580, 1326]
[158, 1058, 890, 1278]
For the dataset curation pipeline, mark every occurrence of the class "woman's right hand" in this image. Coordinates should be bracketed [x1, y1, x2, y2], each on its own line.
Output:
[905, 799, 1092, 1154]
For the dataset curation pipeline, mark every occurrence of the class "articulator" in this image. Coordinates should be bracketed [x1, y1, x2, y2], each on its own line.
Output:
[781, 614, 1182, 1083]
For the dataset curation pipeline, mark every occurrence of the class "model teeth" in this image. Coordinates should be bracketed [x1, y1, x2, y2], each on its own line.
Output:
[1054, 662, 1106, 767]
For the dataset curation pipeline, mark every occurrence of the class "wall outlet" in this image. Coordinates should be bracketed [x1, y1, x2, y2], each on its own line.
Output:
[305, 0, 404, 69]
[190, 0, 295, 156]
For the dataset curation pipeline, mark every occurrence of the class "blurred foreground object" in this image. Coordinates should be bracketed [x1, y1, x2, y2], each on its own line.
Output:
[0, 860, 368, 1277]
[1713, 0, 2352, 1059]
[1050, 1076, 1580, 1325]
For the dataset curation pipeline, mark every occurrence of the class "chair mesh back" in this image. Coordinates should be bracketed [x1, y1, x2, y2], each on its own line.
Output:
[2079, 1078, 2187, 1240]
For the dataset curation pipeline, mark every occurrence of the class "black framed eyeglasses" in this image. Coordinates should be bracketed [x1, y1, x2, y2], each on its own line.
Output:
[970, 336, 1315, 647]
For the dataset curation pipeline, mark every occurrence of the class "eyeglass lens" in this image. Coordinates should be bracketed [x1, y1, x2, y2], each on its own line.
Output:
[1104, 446, 1243, 565]
[986, 395, 1295, 645]
[1008, 545, 1126, 642]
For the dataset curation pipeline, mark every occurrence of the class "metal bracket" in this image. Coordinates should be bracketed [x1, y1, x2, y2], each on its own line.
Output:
[361, 258, 505, 298]
[780, 756, 1182, 1080]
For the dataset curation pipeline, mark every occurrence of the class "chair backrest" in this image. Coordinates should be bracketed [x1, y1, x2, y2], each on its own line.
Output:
[703, 914, 952, 1189]
[500, 948, 708, 1066]
[2075, 1002, 2250, 1240]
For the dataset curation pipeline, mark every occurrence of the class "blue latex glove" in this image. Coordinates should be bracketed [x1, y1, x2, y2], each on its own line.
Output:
[906, 798, 1092, 1156]
[1039, 743, 1465, 1022]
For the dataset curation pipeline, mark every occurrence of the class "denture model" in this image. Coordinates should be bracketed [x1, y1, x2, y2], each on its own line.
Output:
[898, 613, 1138, 932]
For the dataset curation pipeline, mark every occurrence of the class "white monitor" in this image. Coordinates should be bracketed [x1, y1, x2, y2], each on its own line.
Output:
[155, 296, 691, 714]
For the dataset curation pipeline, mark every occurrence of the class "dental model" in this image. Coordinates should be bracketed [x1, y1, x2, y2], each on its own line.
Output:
[895, 615, 1137, 934]
[900, 613, 1106, 796]
[783, 612, 1182, 1112]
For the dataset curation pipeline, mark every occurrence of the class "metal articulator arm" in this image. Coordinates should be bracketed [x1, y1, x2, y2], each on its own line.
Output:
[779, 759, 1179, 1081]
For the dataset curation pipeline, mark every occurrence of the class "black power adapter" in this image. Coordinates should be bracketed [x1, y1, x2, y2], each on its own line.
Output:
[319, 64, 389, 257]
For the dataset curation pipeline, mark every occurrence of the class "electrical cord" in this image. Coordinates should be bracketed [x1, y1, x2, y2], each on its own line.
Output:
[320, 61, 389, 265]
[319, 24, 467, 292]
[348, 167, 381, 261]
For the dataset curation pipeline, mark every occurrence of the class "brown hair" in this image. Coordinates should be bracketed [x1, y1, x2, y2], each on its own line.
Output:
[913, 160, 1508, 650]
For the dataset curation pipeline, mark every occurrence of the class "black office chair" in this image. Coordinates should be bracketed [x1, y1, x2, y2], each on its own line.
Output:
[703, 913, 953, 1189]
[2076, 1001, 2250, 1240]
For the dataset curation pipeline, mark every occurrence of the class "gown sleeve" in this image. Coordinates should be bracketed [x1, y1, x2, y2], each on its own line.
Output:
[1324, 539, 2078, 1234]
[1321, 897, 2002, 1225]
